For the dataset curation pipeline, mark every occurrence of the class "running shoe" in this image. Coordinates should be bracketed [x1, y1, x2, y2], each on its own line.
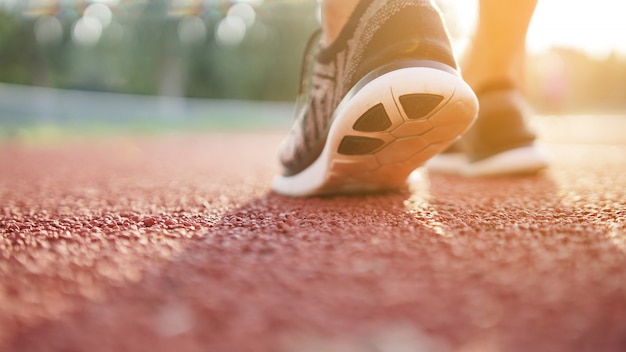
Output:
[426, 81, 549, 177]
[272, 0, 478, 196]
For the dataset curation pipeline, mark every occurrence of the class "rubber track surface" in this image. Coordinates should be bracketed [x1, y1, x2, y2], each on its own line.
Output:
[1, 132, 626, 352]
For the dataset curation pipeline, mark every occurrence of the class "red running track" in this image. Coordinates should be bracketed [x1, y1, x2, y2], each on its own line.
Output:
[1, 131, 626, 352]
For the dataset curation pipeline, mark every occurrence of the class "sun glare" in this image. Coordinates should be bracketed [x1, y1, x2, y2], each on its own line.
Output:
[445, 0, 626, 58]
[528, 0, 626, 58]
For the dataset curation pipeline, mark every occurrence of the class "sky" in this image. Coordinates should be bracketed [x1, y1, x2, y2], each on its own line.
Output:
[449, 0, 626, 58]
[528, 0, 626, 57]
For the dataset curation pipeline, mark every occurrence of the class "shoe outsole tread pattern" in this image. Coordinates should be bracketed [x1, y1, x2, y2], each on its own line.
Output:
[338, 136, 386, 155]
[352, 104, 393, 132]
[272, 64, 478, 196]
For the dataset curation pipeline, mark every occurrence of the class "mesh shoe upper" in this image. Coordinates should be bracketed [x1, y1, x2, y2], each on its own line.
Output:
[278, 0, 458, 176]
[459, 81, 538, 162]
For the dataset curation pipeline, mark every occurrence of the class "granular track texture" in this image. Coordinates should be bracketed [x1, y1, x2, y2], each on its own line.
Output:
[1, 132, 626, 351]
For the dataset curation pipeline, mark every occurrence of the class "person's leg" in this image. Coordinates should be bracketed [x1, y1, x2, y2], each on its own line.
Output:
[318, 0, 360, 46]
[462, 0, 538, 91]
[273, 0, 478, 196]
[427, 0, 549, 176]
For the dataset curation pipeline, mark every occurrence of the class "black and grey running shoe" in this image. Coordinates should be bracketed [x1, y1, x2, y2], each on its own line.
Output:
[273, 0, 478, 196]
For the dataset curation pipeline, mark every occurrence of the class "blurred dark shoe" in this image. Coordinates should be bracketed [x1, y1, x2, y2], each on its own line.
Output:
[426, 82, 549, 177]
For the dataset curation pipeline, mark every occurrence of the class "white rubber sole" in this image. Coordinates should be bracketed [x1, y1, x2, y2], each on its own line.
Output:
[272, 65, 478, 197]
[426, 145, 550, 177]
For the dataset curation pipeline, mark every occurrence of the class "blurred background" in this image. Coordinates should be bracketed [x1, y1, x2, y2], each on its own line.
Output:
[0, 0, 625, 139]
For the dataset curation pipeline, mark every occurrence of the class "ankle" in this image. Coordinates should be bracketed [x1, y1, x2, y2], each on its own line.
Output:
[461, 46, 525, 93]
[462, 67, 518, 94]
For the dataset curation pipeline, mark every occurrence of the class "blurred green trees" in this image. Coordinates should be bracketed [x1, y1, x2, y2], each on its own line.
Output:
[1, 0, 626, 114]
[0, 0, 319, 101]
[0, 10, 38, 85]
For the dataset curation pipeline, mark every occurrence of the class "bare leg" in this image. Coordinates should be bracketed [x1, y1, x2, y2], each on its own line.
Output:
[462, 0, 538, 91]
[318, 0, 360, 45]
[428, 0, 549, 177]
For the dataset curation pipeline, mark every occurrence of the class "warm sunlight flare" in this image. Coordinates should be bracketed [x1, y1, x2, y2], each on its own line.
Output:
[447, 0, 626, 58]
[528, 0, 626, 57]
